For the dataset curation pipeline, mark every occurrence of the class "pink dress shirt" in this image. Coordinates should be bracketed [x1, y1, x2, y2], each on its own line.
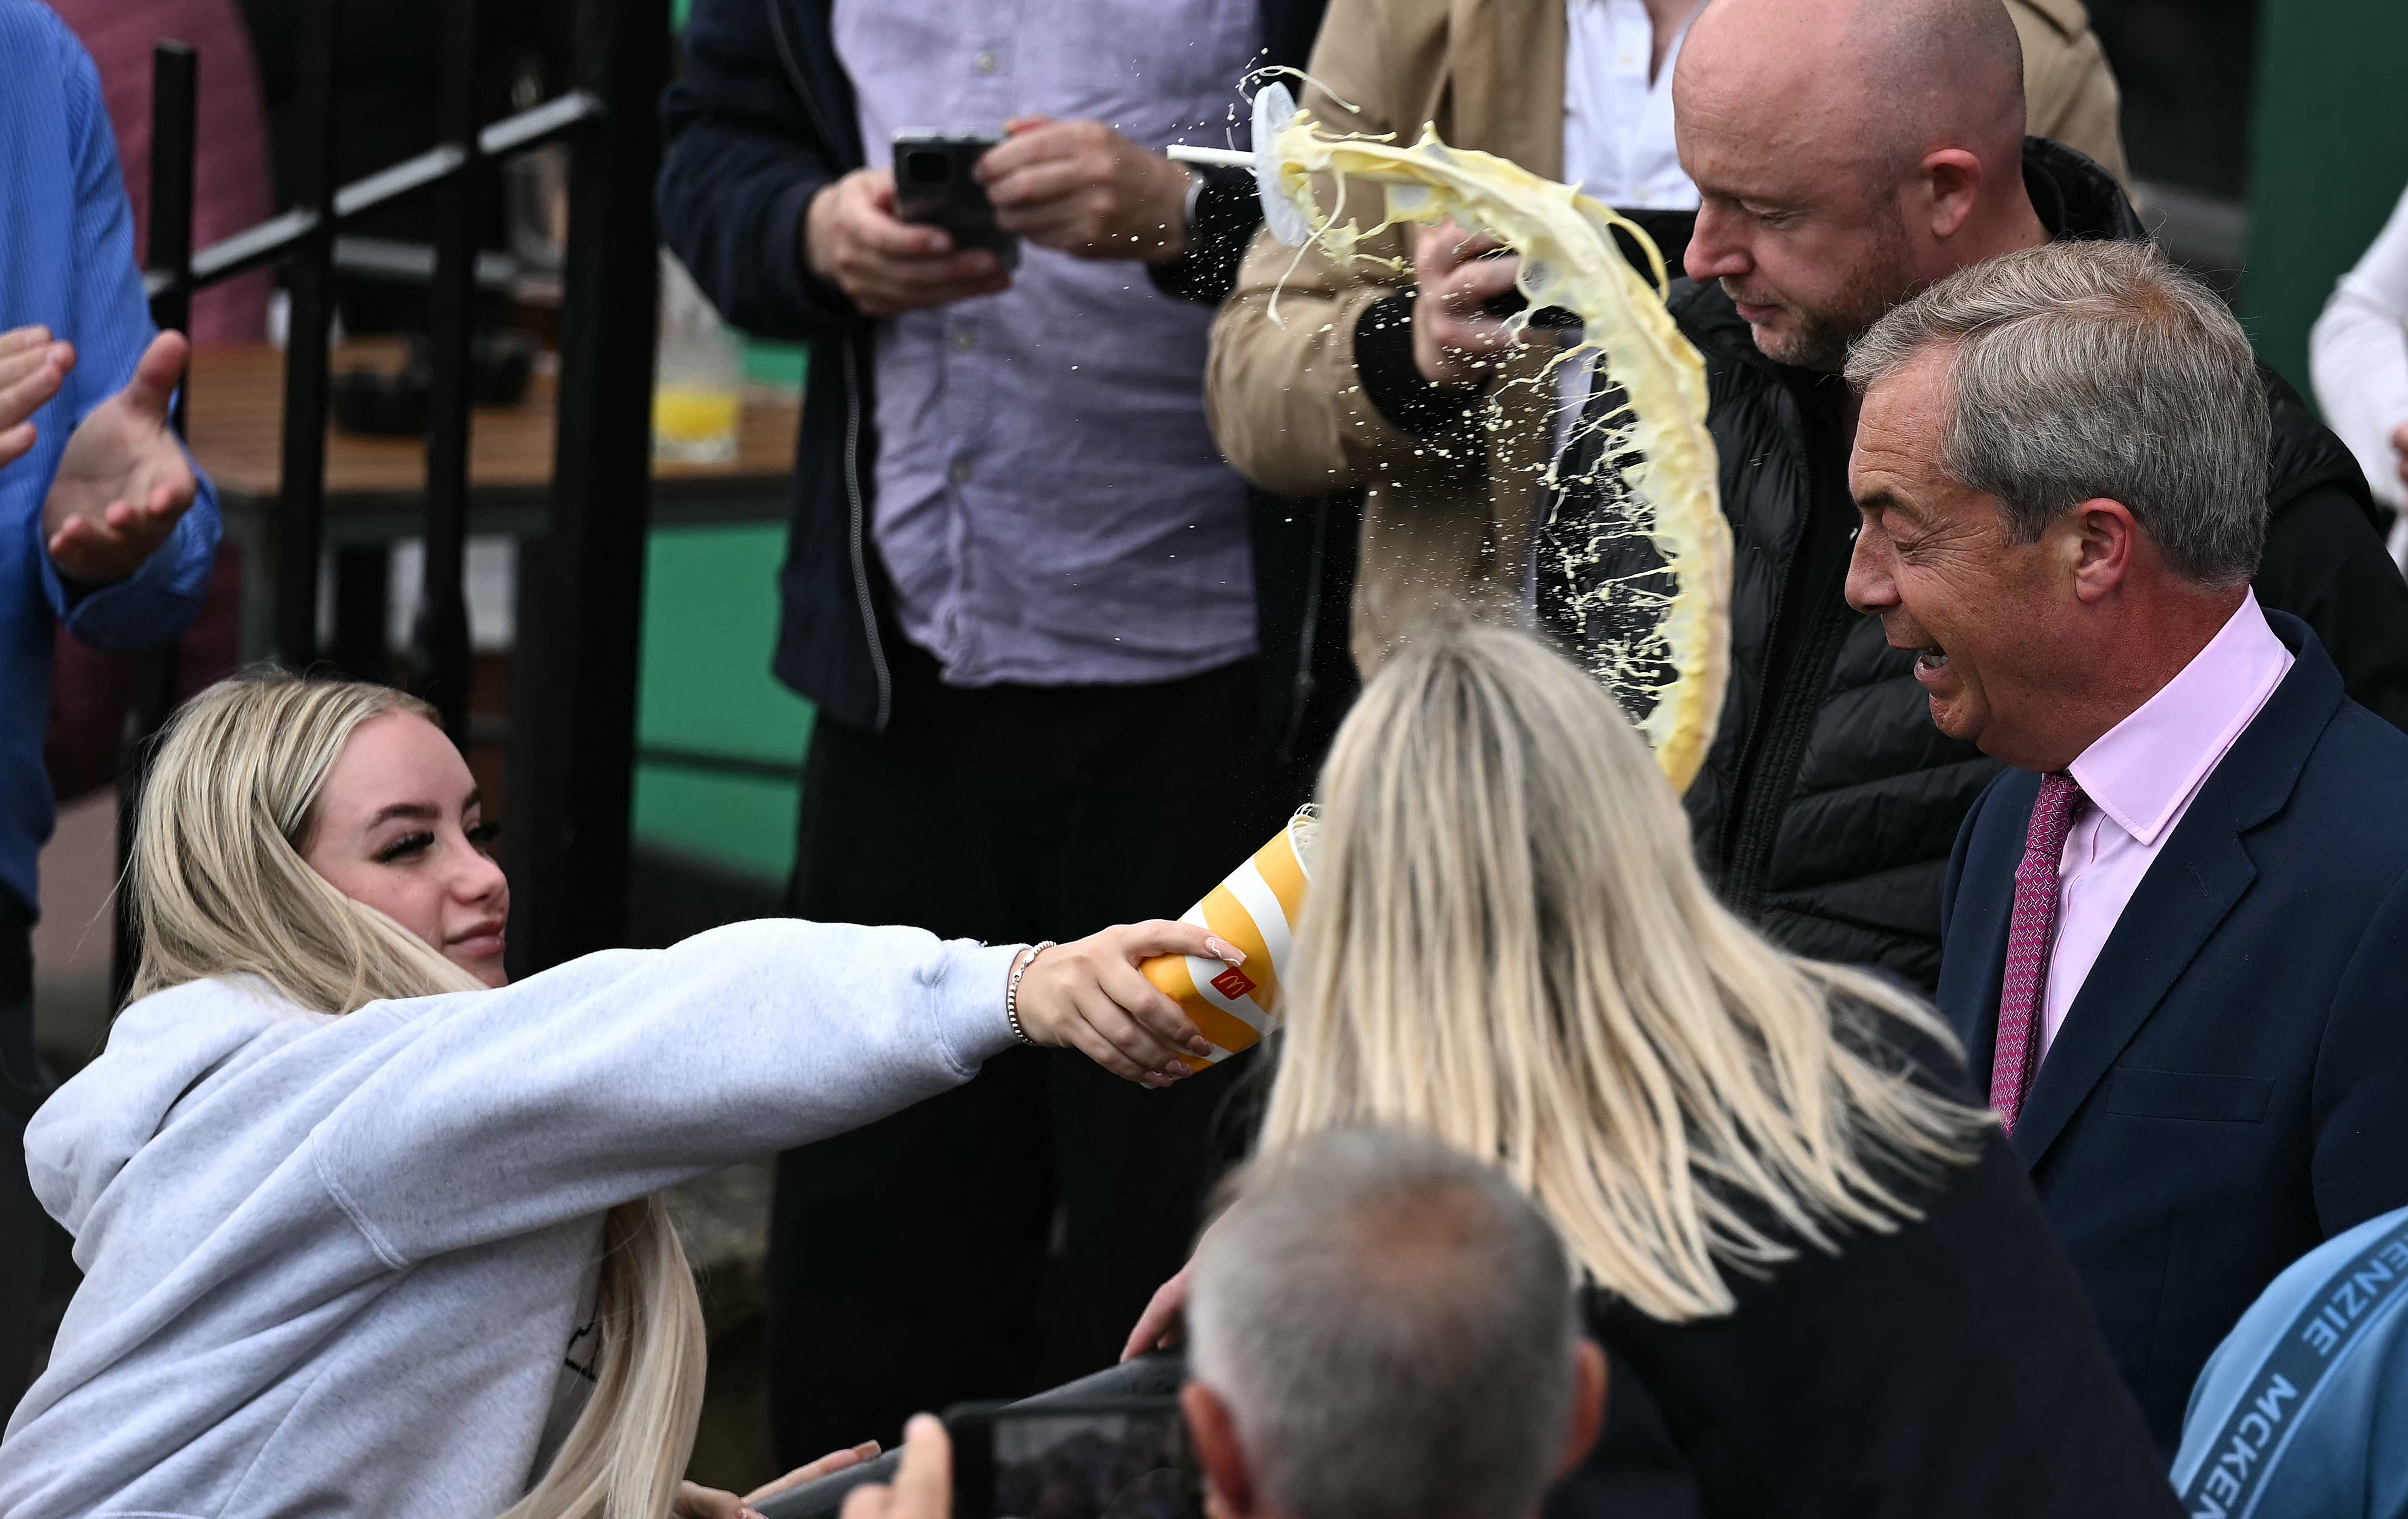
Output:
[2039, 591, 2294, 1058]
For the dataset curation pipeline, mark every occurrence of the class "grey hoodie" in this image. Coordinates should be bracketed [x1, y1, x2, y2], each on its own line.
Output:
[0, 919, 1020, 1519]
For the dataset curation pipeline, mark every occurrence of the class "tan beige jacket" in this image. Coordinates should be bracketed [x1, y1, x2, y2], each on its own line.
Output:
[1205, 0, 2131, 669]
[2012, 0, 2130, 186]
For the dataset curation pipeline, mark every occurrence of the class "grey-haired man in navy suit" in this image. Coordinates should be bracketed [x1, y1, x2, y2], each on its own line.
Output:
[1840, 238, 2408, 1455]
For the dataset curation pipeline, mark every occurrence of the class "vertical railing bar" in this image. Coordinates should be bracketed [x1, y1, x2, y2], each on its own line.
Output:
[505, 0, 669, 974]
[274, 0, 340, 668]
[115, 40, 201, 1006]
[413, 0, 480, 741]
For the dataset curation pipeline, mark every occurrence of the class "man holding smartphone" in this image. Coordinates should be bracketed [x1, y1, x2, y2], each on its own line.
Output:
[659, 0, 1330, 1469]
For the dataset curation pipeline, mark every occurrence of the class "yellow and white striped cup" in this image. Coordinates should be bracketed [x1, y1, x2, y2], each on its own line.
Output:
[1142, 806, 1319, 1071]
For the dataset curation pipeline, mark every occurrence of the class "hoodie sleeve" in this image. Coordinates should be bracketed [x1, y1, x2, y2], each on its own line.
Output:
[307, 919, 1020, 1266]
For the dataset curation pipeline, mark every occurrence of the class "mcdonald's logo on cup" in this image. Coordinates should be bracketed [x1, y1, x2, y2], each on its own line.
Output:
[1140, 807, 1319, 1071]
[1210, 965, 1256, 1001]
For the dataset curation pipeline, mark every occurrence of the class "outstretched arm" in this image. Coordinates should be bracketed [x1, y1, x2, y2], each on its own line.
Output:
[311, 918, 1237, 1263]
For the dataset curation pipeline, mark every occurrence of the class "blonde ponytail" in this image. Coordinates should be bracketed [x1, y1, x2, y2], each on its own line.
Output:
[130, 669, 707, 1518]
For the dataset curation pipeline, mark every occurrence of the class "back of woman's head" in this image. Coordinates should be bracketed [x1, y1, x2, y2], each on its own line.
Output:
[1264, 617, 1986, 1321]
[128, 669, 477, 1012]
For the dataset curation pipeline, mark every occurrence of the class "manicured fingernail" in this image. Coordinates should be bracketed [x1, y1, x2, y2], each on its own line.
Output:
[855, 1440, 882, 1457]
[1187, 1036, 1214, 1056]
[1204, 936, 1244, 965]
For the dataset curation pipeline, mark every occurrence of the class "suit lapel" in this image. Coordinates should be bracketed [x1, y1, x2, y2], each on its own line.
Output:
[1945, 782, 2030, 1088]
[2008, 775, 2258, 1167]
[2007, 612, 2343, 1168]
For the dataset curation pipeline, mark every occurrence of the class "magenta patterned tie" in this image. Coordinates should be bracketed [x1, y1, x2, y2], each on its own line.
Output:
[1990, 772, 2088, 1134]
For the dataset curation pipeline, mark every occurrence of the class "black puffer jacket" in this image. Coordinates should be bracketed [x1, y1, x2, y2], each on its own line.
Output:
[1664, 139, 2408, 991]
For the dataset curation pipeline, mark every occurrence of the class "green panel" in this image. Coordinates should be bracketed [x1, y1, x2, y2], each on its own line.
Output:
[636, 524, 812, 762]
[743, 340, 809, 393]
[633, 523, 812, 881]
[632, 764, 801, 884]
[2240, 0, 2408, 399]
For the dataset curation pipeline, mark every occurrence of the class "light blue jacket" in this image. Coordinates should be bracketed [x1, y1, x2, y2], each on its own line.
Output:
[2174, 1203, 2408, 1519]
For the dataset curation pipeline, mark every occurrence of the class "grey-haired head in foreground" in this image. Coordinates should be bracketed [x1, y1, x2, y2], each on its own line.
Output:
[1186, 1126, 1581, 1519]
[1845, 240, 2269, 587]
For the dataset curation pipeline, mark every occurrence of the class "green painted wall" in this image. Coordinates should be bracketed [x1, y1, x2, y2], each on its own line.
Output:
[646, 0, 809, 880]
[631, 523, 813, 883]
[2240, 0, 2408, 399]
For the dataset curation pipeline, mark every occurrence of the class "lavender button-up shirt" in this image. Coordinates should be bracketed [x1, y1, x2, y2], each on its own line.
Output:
[832, 0, 1261, 688]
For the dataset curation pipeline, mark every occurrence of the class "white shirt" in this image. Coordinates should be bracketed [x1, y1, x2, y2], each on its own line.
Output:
[2039, 593, 2293, 1058]
[1552, 0, 1705, 447]
[1561, 0, 1703, 212]
[2310, 179, 2408, 532]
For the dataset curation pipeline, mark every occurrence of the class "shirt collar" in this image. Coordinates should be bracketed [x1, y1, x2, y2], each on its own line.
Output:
[2067, 590, 2294, 847]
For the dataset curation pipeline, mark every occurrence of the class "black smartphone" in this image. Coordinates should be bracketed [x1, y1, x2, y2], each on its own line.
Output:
[893, 132, 1020, 270]
[946, 1397, 1203, 1519]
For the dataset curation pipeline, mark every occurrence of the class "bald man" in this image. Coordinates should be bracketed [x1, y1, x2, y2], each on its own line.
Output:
[1205, 0, 2408, 992]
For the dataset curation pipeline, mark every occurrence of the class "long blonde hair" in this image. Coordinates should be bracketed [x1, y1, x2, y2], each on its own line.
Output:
[1262, 620, 1989, 1322]
[129, 670, 706, 1519]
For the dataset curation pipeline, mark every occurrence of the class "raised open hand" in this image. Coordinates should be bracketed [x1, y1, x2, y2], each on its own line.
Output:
[0, 324, 74, 471]
[43, 330, 196, 585]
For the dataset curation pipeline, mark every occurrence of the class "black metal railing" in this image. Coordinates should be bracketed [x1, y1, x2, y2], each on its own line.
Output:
[126, 0, 671, 987]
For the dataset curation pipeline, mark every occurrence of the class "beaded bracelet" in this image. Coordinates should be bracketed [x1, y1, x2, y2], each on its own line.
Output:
[1005, 941, 1056, 1047]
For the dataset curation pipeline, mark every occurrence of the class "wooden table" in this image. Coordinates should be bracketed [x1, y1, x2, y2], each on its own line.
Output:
[186, 342, 802, 658]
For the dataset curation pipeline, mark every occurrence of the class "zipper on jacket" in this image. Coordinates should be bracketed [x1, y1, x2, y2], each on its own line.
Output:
[840, 336, 893, 731]
[763, 0, 891, 730]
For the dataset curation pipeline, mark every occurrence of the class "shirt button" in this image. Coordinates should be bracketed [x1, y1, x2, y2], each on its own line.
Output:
[973, 49, 999, 74]
[953, 328, 977, 352]
[949, 459, 972, 486]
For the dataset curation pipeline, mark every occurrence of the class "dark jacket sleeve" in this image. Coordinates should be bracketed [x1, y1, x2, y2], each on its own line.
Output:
[1147, 0, 1331, 306]
[2311, 863, 2408, 1238]
[657, 0, 861, 342]
[2255, 482, 2408, 734]
[1146, 167, 1265, 305]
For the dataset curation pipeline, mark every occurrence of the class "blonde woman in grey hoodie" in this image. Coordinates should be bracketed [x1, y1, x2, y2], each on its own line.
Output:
[0, 672, 1243, 1519]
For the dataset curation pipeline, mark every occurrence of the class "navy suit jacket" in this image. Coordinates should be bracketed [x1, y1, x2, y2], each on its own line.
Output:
[1938, 613, 2408, 1455]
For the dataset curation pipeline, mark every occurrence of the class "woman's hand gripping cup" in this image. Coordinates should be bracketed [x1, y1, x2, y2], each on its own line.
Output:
[1015, 921, 1243, 1088]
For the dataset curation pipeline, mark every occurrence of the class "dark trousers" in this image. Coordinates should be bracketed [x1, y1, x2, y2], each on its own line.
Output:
[2, 905, 44, 1416]
[765, 637, 1277, 1463]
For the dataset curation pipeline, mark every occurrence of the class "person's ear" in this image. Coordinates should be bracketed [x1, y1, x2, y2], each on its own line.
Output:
[1183, 1382, 1259, 1519]
[1552, 1340, 1610, 1480]
[2064, 497, 2141, 604]
[1918, 148, 1984, 243]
